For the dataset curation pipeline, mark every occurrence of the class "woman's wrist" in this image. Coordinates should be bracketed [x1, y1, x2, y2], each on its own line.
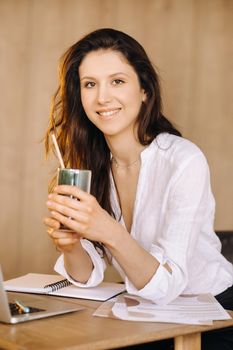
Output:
[63, 239, 94, 283]
[104, 222, 129, 252]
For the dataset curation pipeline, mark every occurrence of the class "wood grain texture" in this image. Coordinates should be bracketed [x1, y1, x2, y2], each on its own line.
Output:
[0, 300, 232, 350]
[0, 0, 232, 279]
[175, 333, 201, 350]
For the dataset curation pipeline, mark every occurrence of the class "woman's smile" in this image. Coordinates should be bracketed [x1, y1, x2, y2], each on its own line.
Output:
[97, 108, 121, 119]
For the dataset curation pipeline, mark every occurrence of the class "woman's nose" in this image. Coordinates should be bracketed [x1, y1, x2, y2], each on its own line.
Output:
[97, 84, 111, 104]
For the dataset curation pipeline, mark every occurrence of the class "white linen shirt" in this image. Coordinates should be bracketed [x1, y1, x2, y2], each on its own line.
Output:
[55, 133, 233, 304]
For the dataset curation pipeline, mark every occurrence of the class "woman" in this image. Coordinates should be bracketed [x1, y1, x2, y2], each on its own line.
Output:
[44, 28, 233, 349]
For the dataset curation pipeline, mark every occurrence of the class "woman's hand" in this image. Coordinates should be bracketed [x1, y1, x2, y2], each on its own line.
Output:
[46, 185, 121, 246]
[44, 213, 94, 282]
[44, 215, 80, 253]
[45, 186, 161, 290]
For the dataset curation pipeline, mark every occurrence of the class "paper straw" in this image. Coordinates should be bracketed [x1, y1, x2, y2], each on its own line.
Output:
[51, 132, 65, 169]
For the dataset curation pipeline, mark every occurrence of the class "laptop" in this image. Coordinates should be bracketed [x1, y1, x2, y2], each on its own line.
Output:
[0, 266, 84, 324]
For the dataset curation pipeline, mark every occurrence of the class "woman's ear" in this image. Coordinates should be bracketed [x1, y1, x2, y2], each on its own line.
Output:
[142, 90, 147, 103]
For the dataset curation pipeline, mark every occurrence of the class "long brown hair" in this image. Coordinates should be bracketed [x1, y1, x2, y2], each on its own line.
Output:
[45, 28, 181, 217]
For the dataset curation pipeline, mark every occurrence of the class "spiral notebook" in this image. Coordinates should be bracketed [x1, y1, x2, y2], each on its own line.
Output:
[0, 267, 83, 324]
[4, 273, 125, 301]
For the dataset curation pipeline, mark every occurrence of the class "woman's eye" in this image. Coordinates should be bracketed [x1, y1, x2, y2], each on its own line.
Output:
[112, 79, 124, 85]
[84, 81, 95, 88]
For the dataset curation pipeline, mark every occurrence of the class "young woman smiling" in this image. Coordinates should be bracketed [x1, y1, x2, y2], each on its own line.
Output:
[44, 28, 233, 349]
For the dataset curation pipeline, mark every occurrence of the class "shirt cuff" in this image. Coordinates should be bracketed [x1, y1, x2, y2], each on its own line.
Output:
[54, 239, 106, 287]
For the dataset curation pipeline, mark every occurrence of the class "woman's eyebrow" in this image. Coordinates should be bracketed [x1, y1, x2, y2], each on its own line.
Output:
[80, 76, 95, 81]
[109, 72, 130, 78]
[80, 72, 130, 81]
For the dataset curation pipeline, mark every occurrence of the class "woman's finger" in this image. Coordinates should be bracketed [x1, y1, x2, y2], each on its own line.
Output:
[47, 194, 91, 213]
[53, 185, 91, 201]
[48, 231, 80, 253]
[54, 237, 79, 246]
[49, 230, 80, 240]
[50, 210, 89, 236]
[44, 216, 60, 230]
[47, 200, 90, 224]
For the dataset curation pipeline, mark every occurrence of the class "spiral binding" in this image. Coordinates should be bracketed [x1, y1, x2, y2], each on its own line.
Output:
[44, 279, 72, 292]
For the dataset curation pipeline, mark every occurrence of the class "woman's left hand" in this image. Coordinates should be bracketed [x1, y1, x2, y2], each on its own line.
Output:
[46, 185, 120, 245]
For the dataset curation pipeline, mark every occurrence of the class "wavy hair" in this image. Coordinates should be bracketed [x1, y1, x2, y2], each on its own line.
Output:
[45, 28, 181, 217]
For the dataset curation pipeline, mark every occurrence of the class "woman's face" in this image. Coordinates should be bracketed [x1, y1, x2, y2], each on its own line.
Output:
[79, 49, 146, 140]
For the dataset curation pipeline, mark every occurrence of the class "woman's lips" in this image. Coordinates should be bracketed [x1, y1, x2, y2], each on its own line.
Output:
[97, 108, 121, 118]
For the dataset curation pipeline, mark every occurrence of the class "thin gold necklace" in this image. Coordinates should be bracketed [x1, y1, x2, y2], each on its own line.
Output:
[112, 157, 140, 169]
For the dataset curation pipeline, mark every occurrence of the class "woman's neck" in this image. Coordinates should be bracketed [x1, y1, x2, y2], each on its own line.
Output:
[105, 133, 146, 167]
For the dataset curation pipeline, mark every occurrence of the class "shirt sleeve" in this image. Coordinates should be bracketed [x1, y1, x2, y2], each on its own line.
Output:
[54, 238, 106, 287]
[125, 153, 215, 304]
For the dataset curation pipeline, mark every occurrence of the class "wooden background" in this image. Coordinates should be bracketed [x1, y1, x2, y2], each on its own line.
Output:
[1, 0, 232, 280]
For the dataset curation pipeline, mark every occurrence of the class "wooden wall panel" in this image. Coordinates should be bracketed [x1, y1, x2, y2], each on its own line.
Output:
[0, 0, 232, 279]
[185, 0, 233, 229]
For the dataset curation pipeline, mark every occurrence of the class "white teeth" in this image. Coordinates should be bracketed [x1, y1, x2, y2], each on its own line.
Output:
[98, 109, 119, 117]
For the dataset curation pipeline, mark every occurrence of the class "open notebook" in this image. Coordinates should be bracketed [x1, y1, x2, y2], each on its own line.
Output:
[0, 267, 83, 324]
[4, 273, 125, 301]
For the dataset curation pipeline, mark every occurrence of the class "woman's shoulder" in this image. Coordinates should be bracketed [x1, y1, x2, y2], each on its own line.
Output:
[150, 133, 207, 166]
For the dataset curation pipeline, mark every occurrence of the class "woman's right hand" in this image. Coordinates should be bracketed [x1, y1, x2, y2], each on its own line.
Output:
[44, 216, 94, 283]
[44, 216, 80, 253]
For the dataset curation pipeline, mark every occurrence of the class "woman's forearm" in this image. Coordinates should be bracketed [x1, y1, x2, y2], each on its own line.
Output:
[105, 226, 160, 290]
[63, 240, 94, 283]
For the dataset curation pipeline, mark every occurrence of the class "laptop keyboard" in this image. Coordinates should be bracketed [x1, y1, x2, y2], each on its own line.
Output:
[9, 302, 45, 316]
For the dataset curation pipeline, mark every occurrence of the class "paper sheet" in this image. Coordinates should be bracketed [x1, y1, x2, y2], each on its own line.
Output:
[94, 293, 231, 325]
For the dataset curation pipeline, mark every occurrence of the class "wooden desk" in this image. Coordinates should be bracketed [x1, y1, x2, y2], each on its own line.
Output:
[0, 296, 233, 350]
